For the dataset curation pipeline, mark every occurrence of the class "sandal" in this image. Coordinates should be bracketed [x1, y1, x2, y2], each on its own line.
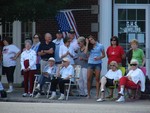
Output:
[106, 95, 113, 98]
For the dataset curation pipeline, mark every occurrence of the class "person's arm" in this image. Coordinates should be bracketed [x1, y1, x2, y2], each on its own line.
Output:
[44, 48, 54, 54]
[142, 57, 146, 67]
[120, 46, 126, 59]
[27, 51, 36, 70]
[106, 47, 109, 58]
[38, 44, 46, 56]
[68, 47, 75, 58]
[44, 43, 55, 55]
[11, 51, 21, 60]
[84, 38, 89, 54]
[139, 71, 145, 92]
[64, 66, 74, 80]
[59, 46, 69, 59]
[94, 49, 105, 61]
[20, 53, 25, 70]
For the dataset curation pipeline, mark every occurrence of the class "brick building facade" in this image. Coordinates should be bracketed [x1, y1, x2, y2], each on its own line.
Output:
[36, 0, 98, 39]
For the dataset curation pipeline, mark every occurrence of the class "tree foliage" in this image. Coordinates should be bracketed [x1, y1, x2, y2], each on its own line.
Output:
[0, 0, 72, 22]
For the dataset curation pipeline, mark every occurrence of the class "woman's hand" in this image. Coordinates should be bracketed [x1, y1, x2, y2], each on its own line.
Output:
[86, 38, 89, 44]
[127, 75, 132, 81]
[79, 56, 83, 60]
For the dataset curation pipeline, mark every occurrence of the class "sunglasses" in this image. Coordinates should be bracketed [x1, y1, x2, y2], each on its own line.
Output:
[130, 64, 137, 66]
[34, 37, 39, 38]
[111, 40, 116, 41]
[110, 65, 115, 67]
[62, 60, 67, 62]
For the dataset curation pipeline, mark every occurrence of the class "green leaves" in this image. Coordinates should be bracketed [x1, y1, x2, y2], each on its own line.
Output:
[0, 0, 72, 22]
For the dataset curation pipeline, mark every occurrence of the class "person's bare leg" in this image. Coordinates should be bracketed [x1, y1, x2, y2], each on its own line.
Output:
[87, 68, 93, 98]
[100, 76, 106, 91]
[95, 70, 100, 98]
[100, 76, 107, 99]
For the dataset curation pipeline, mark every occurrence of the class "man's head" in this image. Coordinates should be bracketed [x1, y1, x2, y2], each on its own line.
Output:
[45, 33, 52, 43]
[62, 57, 70, 67]
[68, 29, 75, 41]
[48, 57, 55, 67]
[56, 30, 63, 40]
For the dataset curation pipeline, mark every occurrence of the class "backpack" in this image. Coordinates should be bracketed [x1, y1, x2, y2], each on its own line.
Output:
[0, 90, 7, 98]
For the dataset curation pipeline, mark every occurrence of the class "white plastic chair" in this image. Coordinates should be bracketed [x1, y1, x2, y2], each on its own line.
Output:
[65, 65, 81, 100]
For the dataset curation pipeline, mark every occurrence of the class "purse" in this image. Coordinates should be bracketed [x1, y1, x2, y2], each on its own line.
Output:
[24, 59, 29, 69]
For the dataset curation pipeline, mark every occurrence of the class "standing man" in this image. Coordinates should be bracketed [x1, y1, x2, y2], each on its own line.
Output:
[53, 30, 64, 64]
[38, 33, 55, 71]
[68, 29, 79, 62]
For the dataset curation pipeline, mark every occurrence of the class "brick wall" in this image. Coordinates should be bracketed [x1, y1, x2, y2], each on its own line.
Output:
[36, 0, 98, 39]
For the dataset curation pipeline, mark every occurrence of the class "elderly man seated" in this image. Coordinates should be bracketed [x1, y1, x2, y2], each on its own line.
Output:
[49, 57, 74, 100]
[34, 57, 57, 98]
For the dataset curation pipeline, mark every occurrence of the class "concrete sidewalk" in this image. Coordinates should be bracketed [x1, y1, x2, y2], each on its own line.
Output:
[0, 86, 150, 104]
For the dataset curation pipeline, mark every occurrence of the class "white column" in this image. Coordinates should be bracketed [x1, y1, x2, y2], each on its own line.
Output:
[99, 0, 112, 75]
[0, 24, 2, 39]
[13, 21, 22, 83]
[146, 7, 150, 78]
[32, 22, 36, 36]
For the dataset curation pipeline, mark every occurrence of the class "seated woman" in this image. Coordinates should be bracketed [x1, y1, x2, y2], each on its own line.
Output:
[97, 61, 122, 102]
[49, 57, 74, 100]
[34, 57, 57, 98]
[116, 59, 145, 102]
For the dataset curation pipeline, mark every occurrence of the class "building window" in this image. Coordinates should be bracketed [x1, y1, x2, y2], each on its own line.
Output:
[2, 22, 13, 39]
[118, 9, 146, 52]
[115, 0, 150, 4]
[21, 21, 33, 49]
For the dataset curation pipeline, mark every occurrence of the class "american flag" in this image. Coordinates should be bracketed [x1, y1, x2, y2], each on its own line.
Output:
[56, 10, 79, 38]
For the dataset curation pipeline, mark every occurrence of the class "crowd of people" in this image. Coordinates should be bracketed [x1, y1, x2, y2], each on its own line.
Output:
[0, 29, 146, 102]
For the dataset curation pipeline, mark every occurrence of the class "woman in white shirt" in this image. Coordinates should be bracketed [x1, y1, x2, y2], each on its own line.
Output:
[97, 61, 122, 102]
[2, 37, 21, 93]
[59, 37, 75, 65]
[116, 59, 145, 102]
[21, 40, 37, 97]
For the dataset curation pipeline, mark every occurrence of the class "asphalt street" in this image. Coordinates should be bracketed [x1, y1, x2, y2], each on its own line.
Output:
[0, 101, 150, 113]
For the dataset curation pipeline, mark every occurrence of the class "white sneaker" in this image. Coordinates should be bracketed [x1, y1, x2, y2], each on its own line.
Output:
[97, 98, 104, 102]
[34, 93, 41, 98]
[6, 88, 13, 93]
[116, 96, 125, 102]
[49, 92, 57, 100]
[29, 93, 33, 97]
[22, 93, 28, 97]
[118, 91, 124, 96]
[58, 94, 65, 100]
[49, 94, 57, 100]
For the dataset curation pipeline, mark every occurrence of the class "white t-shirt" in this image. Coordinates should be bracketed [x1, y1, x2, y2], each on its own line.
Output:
[2, 44, 20, 67]
[126, 68, 145, 92]
[105, 69, 122, 80]
[70, 38, 79, 59]
[59, 45, 75, 64]
[60, 65, 74, 82]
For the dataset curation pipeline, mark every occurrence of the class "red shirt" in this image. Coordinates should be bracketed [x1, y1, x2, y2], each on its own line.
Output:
[106, 46, 124, 64]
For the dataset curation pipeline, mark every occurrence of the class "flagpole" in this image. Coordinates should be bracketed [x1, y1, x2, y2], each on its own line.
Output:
[59, 9, 92, 12]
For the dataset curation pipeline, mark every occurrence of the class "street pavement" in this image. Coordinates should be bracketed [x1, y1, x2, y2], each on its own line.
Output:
[0, 101, 150, 113]
[0, 87, 150, 113]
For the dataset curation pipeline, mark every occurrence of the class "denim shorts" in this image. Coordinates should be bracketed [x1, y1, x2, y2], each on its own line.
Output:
[87, 63, 102, 71]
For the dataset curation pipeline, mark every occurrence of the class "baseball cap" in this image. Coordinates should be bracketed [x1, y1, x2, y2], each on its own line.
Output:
[57, 30, 62, 34]
[48, 57, 55, 62]
[62, 57, 70, 62]
[69, 29, 75, 34]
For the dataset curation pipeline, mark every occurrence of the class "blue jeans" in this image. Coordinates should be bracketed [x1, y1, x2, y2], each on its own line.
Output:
[87, 63, 102, 71]
[38, 75, 51, 91]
